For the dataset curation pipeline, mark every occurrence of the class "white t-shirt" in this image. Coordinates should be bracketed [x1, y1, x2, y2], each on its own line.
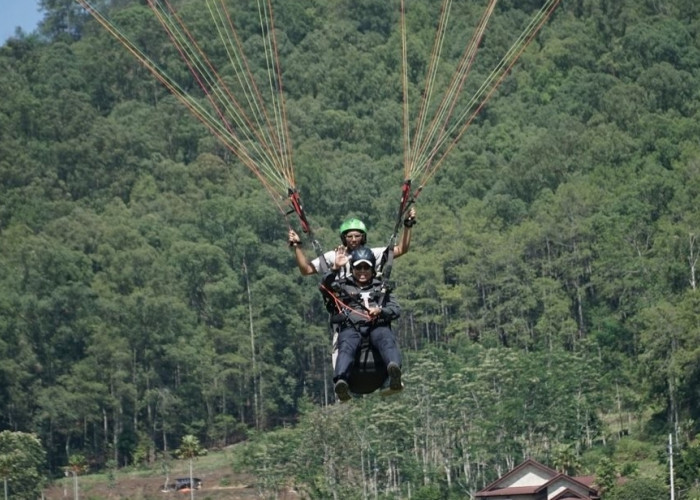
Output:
[312, 246, 388, 279]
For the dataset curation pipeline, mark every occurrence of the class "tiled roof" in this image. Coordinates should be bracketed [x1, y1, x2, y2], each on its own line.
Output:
[476, 485, 539, 496]
[534, 473, 597, 494]
[572, 475, 596, 487]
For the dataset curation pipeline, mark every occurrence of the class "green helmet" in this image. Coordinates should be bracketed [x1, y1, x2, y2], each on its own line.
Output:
[339, 218, 367, 236]
[339, 218, 367, 245]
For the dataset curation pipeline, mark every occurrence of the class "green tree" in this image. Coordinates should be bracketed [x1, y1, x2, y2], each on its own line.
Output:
[609, 476, 668, 500]
[176, 435, 206, 500]
[0, 432, 46, 500]
[64, 453, 88, 500]
[676, 437, 700, 498]
[594, 457, 618, 498]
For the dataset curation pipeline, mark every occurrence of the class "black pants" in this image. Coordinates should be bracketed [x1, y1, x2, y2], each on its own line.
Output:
[334, 324, 401, 383]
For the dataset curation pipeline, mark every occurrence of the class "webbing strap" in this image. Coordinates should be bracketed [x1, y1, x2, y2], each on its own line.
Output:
[319, 282, 373, 322]
[287, 188, 329, 274]
[378, 180, 414, 304]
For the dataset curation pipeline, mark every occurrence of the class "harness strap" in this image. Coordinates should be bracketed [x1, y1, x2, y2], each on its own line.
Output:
[378, 179, 414, 305]
[357, 336, 372, 368]
[319, 282, 373, 322]
[287, 188, 329, 274]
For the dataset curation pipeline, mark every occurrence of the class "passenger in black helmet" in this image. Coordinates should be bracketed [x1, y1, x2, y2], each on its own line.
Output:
[321, 246, 403, 401]
[288, 208, 414, 399]
[287, 207, 416, 279]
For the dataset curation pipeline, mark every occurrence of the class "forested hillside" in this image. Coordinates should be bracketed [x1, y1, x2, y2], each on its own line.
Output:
[1, 0, 700, 498]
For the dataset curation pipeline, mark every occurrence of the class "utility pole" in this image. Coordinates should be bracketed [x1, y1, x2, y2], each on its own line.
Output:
[669, 433, 675, 500]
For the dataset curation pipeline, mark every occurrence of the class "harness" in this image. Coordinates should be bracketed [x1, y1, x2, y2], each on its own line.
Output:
[322, 279, 381, 327]
[324, 278, 392, 394]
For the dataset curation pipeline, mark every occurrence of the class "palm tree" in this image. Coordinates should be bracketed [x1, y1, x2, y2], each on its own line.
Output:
[176, 435, 205, 500]
[65, 454, 88, 500]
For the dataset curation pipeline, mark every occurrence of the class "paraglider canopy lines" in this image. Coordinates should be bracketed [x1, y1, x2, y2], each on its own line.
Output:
[75, 0, 295, 216]
[402, 0, 561, 198]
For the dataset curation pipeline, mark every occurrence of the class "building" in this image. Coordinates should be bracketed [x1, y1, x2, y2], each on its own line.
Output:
[475, 458, 600, 500]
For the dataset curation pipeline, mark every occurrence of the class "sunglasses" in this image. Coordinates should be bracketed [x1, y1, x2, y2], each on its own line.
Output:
[353, 264, 373, 271]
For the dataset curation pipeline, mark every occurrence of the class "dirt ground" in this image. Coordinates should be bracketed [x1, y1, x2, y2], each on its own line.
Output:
[43, 469, 262, 500]
[42, 453, 302, 500]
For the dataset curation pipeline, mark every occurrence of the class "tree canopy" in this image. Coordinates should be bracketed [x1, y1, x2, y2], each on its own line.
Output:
[1, 0, 699, 496]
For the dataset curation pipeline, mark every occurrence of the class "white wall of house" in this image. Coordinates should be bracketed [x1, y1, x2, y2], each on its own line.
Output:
[502, 467, 552, 488]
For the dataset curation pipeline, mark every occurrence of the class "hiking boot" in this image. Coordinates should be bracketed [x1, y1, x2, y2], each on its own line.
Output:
[334, 379, 351, 402]
[380, 381, 405, 397]
[387, 362, 403, 392]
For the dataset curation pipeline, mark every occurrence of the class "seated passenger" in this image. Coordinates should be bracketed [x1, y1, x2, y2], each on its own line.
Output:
[321, 247, 403, 401]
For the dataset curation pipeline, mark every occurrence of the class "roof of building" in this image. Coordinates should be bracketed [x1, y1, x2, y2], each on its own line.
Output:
[478, 458, 558, 492]
[476, 485, 540, 497]
[475, 459, 600, 500]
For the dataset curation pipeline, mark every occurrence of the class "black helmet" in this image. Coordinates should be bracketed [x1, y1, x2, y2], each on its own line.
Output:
[350, 247, 376, 269]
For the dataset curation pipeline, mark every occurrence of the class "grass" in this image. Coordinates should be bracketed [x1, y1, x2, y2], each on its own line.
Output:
[42, 446, 262, 500]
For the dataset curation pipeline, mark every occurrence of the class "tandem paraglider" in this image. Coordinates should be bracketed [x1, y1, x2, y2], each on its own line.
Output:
[75, 0, 562, 401]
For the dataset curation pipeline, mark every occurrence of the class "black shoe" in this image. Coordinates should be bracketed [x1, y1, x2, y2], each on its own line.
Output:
[334, 379, 351, 402]
[387, 362, 403, 392]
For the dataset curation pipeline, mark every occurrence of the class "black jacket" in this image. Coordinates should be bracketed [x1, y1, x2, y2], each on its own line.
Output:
[321, 271, 400, 328]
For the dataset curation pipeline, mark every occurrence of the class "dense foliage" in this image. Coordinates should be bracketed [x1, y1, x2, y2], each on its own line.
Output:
[0, 431, 46, 499]
[2, 0, 700, 496]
